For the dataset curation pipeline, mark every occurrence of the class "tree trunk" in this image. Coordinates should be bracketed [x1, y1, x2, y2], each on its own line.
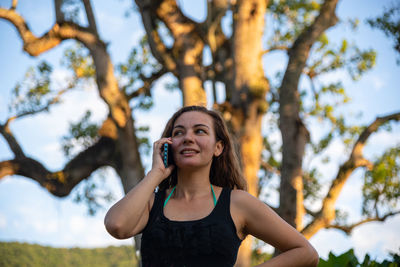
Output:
[229, 0, 268, 266]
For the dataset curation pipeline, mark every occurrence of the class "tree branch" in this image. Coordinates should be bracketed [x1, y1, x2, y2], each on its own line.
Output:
[302, 111, 400, 238]
[327, 211, 400, 235]
[82, 0, 99, 36]
[263, 45, 289, 55]
[260, 160, 281, 176]
[278, 0, 339, 231]
[201, 0, 229, 52]
[54, 0, 64, 23]
[0, 122, 25, 159]
[0, 7, 101, 57]
[0, 137, 116, 197]
[127, 67, 167, 99]
[11, 0, 18, 10]
[135, 0, 177, 74]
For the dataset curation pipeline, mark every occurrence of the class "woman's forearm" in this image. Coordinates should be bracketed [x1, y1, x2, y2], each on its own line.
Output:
[104, 170, 162, 239]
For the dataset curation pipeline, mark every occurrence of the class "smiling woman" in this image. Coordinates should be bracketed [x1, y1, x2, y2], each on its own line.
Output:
[104, 105, 319, 267]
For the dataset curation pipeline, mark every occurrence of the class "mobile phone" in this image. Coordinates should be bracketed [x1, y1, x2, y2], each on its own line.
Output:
[163, 143, 169, 168]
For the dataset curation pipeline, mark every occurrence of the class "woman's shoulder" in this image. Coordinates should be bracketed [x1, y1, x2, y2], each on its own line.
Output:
[231, 188, 256, 199]
[230, 189, 259, 208]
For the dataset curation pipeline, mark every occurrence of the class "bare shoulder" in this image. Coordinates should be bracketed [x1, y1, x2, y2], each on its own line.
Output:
[231, 189, 263, 210]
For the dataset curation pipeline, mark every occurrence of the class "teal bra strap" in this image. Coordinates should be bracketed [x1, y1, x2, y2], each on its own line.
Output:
[211, 185, 217, 206]
[164, 185, 176, 208]
[163, 184, 217, 208]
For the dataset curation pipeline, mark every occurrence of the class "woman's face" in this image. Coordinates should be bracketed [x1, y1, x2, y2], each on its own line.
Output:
[170, 111, 223, 170]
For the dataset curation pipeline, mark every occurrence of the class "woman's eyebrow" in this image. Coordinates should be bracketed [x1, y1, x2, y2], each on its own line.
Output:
[173, 124, 210, 129]
[194, 124, 210, 129]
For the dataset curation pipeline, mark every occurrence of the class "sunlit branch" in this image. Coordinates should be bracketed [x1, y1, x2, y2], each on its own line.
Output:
[202, 0, 229, 51]
[0, 7, 100, 57]
[263, 45, 289, 55]
[11, 0, 18, 10]
[327, 211, 400, 235]
[135, 1, 177, 73]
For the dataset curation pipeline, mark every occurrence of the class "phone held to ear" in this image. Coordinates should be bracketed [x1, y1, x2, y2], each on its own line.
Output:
[163, 143, 169, 168]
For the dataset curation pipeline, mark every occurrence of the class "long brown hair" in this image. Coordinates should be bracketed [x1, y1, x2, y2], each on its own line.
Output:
[158, 106, 247, 191]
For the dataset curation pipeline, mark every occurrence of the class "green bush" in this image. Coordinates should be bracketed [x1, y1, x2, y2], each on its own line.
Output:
[0, 242, 138, 267]
[318, 248, 400, 267]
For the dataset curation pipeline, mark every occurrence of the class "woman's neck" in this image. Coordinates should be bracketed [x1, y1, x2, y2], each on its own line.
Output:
[175, 168, 212, 200]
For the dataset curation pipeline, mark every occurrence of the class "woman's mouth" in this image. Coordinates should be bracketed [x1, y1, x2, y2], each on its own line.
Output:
[180, 148, 199, 155]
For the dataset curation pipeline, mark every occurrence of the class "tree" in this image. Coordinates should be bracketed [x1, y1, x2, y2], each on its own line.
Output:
[1, 1, 399, 267]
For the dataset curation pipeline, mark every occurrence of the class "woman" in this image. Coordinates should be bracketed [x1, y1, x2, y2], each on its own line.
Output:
[104, 105, 319, 267]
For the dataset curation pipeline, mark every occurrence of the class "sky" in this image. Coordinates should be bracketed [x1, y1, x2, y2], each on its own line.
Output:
[0, 0, 400, 263]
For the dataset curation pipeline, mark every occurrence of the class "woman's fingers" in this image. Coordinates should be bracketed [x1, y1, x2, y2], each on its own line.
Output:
[152, 137, 173, 170]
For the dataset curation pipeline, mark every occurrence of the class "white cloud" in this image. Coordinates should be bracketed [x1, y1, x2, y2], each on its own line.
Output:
[69, 216, 86, 234]
[368, 75, 385, 91]
[364, 130, 400, 157]
[32, 219, 58, 234]
[310, 229, 354, 260]
[351, 215, 400, 261]
[0, 213, 7, 229]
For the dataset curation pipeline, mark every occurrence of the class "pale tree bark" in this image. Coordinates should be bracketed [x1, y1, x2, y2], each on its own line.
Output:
[301, 112, 400, 238]
[278, 0, 339, 232]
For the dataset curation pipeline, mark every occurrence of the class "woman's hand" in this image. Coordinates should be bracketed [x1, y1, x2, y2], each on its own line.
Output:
[149, 137, 175, 182]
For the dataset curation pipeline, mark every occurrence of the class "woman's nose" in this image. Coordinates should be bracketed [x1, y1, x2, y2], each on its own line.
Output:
[183, 131, 195, 143]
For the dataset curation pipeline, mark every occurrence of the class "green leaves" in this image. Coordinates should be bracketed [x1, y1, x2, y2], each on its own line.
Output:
[62, 43, 96, 79]
[117, 35, 162, 110]
[362, 146, 400, 217]
[308, 36, 376, 81]
[267, 0, 321, 48]
[367, 3, 400, 64]
[319, 249, 359, 267]
[318, 249, 400, 267]
[62, 110, 99, 158]
[9, 61, 55, 117]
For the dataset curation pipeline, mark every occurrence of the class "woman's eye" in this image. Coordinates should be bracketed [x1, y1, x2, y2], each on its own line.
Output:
[196, 129, 207, 134]
[172, 130, 183, 136]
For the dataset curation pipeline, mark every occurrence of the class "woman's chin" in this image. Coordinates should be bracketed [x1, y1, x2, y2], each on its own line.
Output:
[175, 160, 208, 170]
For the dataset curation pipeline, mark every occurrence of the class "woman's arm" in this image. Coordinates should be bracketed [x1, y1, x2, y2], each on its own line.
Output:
[104, 138, 174, 239]
[231, 190, 319, 267]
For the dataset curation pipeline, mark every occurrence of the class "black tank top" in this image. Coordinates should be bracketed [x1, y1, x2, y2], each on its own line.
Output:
[141, 187, 242, 267]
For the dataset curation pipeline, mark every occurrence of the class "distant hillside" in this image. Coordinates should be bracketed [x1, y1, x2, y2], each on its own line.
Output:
[0, 242, 138, 267]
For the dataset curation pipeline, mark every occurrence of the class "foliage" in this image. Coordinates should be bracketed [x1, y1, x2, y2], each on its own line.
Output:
[0, 242, 137, 267]
[62, 110, 100, 158]
[72, 167, 116, 216]
[117, 35, 162, 111]
[318, 249, 400, 267]
[8, 61, 56, 117]
[367, 3, 400, 64]
[2, 242, 400, 267]
[62, 43, 96, 80]
[362, 145, 400, 217]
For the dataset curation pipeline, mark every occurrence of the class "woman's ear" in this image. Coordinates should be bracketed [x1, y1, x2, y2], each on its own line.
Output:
[214, 140, 224, 157]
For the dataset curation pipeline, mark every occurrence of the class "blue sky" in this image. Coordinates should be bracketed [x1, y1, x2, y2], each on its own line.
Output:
[0, 0, 399, 262]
